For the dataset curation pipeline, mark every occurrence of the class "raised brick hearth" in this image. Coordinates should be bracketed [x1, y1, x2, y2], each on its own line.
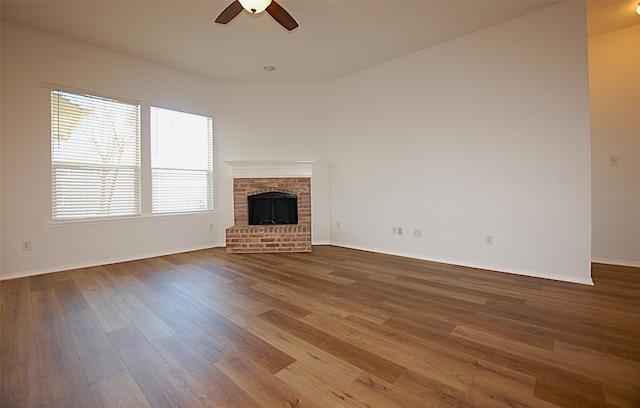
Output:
[225, 176, 312, 253]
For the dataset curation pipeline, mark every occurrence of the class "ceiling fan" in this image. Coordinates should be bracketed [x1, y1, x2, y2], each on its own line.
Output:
[215, 0, 298, 31]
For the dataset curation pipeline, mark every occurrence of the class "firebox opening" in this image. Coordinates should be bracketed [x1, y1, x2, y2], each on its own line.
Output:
[248, 192, 298, 225]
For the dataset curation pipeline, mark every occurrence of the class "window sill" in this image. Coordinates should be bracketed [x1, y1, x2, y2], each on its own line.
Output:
[49, 211, 216, 228]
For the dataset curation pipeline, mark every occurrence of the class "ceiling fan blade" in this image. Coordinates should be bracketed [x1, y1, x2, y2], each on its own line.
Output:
[266, 0, 298, 31]
[215, 1, 244, 25]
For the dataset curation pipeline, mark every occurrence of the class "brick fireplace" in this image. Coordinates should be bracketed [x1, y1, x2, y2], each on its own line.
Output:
[225, 161, 314, 253]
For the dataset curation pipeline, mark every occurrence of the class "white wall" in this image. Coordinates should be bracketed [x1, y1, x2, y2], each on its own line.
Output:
[328, 2, 593, 284]
[0, 22, 330, 279]
[0, 19, 3, 276]
[589, 24, 640, 267]
[212, 81, 330, 245]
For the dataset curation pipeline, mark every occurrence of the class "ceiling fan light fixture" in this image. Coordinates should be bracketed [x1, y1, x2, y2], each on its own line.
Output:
[216, 0, 298, 31]
[636, 2, 640, 15]
[239, 0, 272, 14]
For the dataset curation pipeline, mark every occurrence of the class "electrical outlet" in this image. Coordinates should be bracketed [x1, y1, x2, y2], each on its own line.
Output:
[22, 240, 32, 251]
[413, 228, 422, 238]
[336, 221, 341, 230]
[485, 235, 494, 246]
[397, 227, 403, 236]
[392, 226, 398, 235]
[610, 156, 620, 166]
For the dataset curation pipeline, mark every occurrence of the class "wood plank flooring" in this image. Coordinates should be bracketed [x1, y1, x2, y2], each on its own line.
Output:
[1, 246, 639, 407]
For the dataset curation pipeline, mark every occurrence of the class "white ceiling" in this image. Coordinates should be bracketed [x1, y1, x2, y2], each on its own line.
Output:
[2, 1, 639, 82]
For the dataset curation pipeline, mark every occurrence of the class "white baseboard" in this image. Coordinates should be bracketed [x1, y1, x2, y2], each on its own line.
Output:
[591, 257, 640, 268]
[328, 241, 594, 285]
[4, 242, 619, 285]
[0, 245, 223, 281]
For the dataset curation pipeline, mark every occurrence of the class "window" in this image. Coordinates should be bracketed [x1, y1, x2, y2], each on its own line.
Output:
[49, 87, 213, 221]
[150, 107, 213, 214]
[51, 89, 140, 221]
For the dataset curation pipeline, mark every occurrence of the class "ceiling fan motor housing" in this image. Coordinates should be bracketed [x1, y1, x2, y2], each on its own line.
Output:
[239, 0, 272, 14]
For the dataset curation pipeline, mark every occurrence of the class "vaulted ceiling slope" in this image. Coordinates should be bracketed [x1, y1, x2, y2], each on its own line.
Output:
[2, 1, 638, 81]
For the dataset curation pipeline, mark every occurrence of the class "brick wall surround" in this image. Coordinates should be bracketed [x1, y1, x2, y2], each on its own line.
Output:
[225, 177, 311, 253]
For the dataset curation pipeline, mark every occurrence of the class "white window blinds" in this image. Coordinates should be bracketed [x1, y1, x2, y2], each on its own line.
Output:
[51, 89, 141, 221]
[150, 107, 213, 214]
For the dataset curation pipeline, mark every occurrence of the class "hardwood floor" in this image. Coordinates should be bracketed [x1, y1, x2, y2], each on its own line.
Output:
[1, 246, 639, 407]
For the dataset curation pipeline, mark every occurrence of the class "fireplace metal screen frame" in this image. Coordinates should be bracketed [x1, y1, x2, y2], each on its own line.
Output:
[247, 191, 298, 226]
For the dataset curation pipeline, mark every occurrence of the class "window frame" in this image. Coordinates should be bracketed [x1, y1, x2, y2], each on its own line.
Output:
[150, 106, 214, 215]
[50, 86, 142, 222]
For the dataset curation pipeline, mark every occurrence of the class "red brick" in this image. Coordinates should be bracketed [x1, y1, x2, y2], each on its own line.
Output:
[227, 177, 312, 253]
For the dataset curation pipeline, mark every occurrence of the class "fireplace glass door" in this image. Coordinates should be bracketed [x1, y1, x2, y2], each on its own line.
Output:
[248, 192, 298, 225]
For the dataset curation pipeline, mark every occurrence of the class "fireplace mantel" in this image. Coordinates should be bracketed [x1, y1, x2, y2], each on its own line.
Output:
[224, 160, 316, 178]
